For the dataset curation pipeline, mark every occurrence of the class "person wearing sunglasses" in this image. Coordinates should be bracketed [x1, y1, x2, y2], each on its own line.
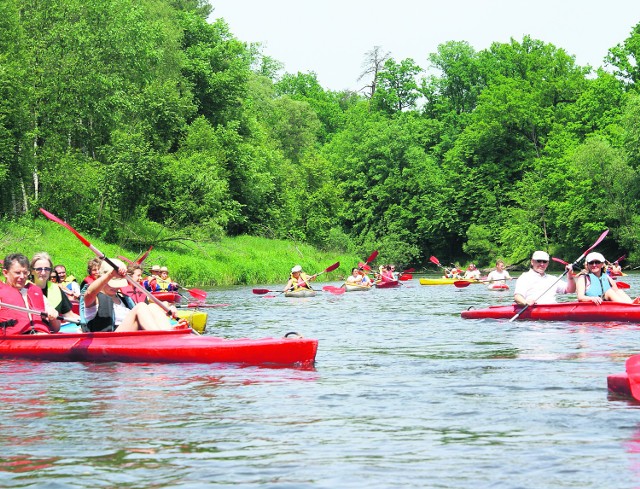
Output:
[0, 253, 60, 334]
[30, 252, 81, 324]
[575, 252, 632, 304]
[514, 251, 576, 306]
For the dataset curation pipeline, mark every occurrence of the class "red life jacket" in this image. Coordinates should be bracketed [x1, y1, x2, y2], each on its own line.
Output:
[0, 282, 51, 334]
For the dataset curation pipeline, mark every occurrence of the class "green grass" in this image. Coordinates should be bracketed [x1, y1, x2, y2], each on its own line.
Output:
[0, 218, 357, 287]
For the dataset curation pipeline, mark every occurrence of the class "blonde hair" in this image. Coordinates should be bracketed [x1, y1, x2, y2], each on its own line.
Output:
[30, 252, 53, 270]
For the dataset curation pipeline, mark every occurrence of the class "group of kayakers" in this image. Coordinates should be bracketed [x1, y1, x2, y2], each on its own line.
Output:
[0, 252, 186, 336]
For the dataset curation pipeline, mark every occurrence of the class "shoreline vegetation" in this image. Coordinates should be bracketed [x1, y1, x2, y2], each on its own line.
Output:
[0, 218, 356, 287]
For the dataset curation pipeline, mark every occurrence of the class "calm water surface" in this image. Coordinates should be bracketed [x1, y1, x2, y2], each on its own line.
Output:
[2, 274, 640, 488]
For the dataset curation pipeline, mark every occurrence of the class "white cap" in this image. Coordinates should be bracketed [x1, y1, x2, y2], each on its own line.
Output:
[531, 251, 549, 261]
[585, 252, 605, 263]
[291, 265, 302, 273]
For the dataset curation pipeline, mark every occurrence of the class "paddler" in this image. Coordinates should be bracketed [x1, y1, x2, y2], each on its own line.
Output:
[514, 251, 576, 306]
[575, 252, 632, 304]
[463, 263, 481, 281]
[283, 265, 318, 292]
[0, 253, 60, 334]
[485, 260, 512, 286]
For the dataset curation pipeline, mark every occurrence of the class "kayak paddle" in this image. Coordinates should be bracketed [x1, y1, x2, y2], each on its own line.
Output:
[510, 230, 609, 322]
[179, 303, 231, 308]
[365, 250, 378, 265]
[0, 300, 82, 325]
[39, 208, 177, 319]
[454, 278, 509, 288]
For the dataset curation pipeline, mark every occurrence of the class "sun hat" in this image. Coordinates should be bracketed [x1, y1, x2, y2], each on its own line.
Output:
[531, 251, 550, 261]
[99, 258, 128, 288]
[160, 266, 168, 272]
[291, 265, 302, 273]
[585, 252, 606, 263]
[151, 265, 160, 272]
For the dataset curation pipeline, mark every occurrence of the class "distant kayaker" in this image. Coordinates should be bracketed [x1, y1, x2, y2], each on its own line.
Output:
[283, 265, 317, 292]
[144, 264, 161, 291]
[346, 267, 373, 287]
[0, 253, 60, 334]
[148, 266, 179, 292]
[463, 263, 481, 281]
[81, 258, 177, 332]
[486, 260, 512, 285]
[575, 252, 632, 304]
[514, 251, 576, 306]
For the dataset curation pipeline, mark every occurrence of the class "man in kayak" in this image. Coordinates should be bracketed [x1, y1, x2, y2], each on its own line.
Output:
[575, 252, 632, 304]
[283, 265, 318, 292]
[514, 251, 576, 306]
[0, 253, 60, 334]
[463, 263, 481, 281]
[486, 260, 512, 286]
[346, 267, 373, 287]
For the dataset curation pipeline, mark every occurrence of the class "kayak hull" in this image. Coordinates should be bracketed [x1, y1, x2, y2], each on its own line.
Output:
[487, 284, 509, 291]
[462, 301, 640, 322]
[344, 284, 372, 292]
[375, 280, 400, 288]
[152, 291, 181, 303]
[420, 278, 479, 286]
[0, 329, 317, 366]
[284, 289, 317, 298]
[176, 310, 208, 333]
[607, 372, 632, 399]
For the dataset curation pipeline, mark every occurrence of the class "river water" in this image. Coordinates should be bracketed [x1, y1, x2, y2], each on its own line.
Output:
[1, 274, 640, 488]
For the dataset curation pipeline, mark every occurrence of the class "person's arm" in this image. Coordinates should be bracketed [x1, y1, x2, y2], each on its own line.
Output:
[564, 265, 577, 294]
[283, 278, 294, 292]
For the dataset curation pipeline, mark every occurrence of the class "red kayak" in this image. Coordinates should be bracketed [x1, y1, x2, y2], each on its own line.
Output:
[375, 280, 400, 288]
[608, 356, 640, 401]
[152, 291, 181, 303]
[0, 329, 317, 367]
[461, 301, 640, 322]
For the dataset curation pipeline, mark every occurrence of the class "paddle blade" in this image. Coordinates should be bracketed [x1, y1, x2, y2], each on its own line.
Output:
[118, 255, 134, 265]
[365, 250, 378, 264]
[429, 255, 441, 266]
[616, 281, 631, 289]
[188, 288, 208, 301]
[136, 245, 153, 265]
[552, 257, 569, 265]
[324, 261, 340, 274]
[454, 281, 471, 288]
[252, 288, 272, 295]
[399, 274, 412, 281]
[322, 285, 337, 292]
[40, 208, 90, 246]
[325, 287, 345, 295]
[402, 268, 415, 274]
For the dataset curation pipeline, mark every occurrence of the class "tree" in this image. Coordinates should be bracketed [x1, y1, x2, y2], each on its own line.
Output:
[372, 58, 422, 113]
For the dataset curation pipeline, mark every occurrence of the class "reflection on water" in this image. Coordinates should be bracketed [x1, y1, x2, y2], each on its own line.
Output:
[1, 277, 640, 487]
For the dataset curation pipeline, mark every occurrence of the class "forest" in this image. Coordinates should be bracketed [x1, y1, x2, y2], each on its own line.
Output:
[2, 0, 640, 268]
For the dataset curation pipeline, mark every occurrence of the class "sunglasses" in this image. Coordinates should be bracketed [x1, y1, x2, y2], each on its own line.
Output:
[587, 260, 603, 265]
[534, 260, 548, 264]
[33, 267, 52, 273]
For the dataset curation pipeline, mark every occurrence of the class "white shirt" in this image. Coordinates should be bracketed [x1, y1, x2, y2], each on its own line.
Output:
[514, 269, 568, 304]
[487, 270, 511, 282]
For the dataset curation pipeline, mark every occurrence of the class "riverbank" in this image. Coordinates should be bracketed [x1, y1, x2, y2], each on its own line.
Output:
[0, 218, 356, 286]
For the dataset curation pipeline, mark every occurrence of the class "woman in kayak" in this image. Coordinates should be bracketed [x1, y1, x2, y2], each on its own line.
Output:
[283, 265, 317, 292]
[346, 267, 373, 287]
[30, 252, 80, 323]
[575, 252, 632, 304]
[81, 258, 178, 332]
[80, 257, 102, 289]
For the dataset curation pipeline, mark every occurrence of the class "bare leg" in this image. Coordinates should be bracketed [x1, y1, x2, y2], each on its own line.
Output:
[604, 288, 633, 304]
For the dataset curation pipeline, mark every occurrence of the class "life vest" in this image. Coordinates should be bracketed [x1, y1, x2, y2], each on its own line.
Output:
[153, 277, 175, 292]
[45, 281, 63, 311]
[80, 291, 134, 332]
[290, 273, 313, 291]
[583, 273, 611, 297]
[121, 283, 148, 304]
[0, 282, 51, 335]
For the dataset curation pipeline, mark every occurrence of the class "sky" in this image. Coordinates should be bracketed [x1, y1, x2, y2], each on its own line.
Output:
[209, 0, 640, 93]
